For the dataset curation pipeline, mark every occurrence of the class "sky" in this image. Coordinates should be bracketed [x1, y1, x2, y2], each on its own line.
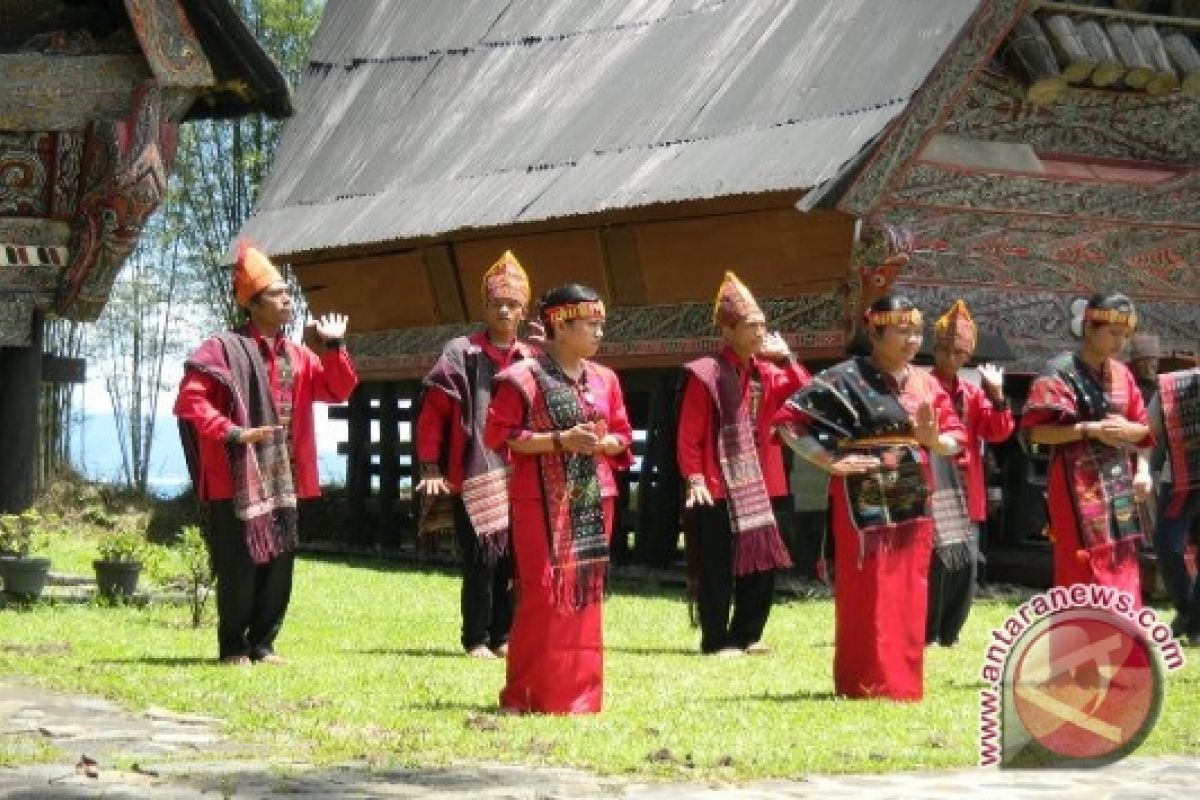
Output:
[72, 345, 353, 495]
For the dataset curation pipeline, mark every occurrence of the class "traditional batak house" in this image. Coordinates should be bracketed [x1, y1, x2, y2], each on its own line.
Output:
[238, 0, 1200, 583]
[0, 0, 291, 512]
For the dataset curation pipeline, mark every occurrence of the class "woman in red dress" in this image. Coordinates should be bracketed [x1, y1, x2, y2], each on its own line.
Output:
[1020, 293, 1153, 602]
[484, 284, 633, 714]
[775, 295, 965, 701]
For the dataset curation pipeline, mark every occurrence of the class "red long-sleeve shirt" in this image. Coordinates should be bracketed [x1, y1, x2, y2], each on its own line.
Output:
[935, 373, 1015, 522]
[484, 360, 634, 500]
[173, 326, 358, 500]
[676, 347, 810, 499]
[415, 331, 534, 490]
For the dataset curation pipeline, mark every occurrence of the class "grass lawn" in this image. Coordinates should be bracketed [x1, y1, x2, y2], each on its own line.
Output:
[2, 545, 1198, 778]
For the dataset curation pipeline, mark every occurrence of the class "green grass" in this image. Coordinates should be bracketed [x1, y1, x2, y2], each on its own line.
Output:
[2, 544, 1198, 778]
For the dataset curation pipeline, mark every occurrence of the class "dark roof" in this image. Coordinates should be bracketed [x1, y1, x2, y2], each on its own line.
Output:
[180, 0, 292, 120]
[240, 0, 984, 259]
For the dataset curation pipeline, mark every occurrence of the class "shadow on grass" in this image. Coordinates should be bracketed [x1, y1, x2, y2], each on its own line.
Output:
[401, 700, 495, 712]
[607, 646, 697, 656]
[713, 690, 840, 703]
[298, 550, 461, 579]
[92, 656, 216, 667]
[295, 552, 693, 603]
[347, 647, 466, 658]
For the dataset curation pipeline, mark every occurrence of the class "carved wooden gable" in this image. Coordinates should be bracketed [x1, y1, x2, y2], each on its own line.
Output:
[0, 0, 287, 345]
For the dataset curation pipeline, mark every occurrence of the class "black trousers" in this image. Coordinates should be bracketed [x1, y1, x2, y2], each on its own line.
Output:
[926, 523, 979, 646]
[455, 499, 514, 651]
[203, 500, 295, 660]
[790, 509, 829, 580]
[694, 499, 779, 652]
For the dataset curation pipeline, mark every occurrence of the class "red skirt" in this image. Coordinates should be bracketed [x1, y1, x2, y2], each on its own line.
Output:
[500, 497, 614, 714]
[1046, 461, 1142, 606]
[830, 480, 933, 701]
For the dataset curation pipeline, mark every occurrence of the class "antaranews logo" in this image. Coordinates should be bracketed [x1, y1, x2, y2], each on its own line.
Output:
[979, 584, 1185, 768]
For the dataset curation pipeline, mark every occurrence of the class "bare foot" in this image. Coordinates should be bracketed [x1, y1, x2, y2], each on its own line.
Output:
[708, 647, 744, 659]
[468, 645, 497, 659]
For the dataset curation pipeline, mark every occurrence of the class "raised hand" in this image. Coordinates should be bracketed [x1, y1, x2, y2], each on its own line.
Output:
[978, 363, 1004, 395]
[314, 313, 349, 341]
[759, 331, 791, 362]
[913, 400, 940, 450]
[525, 319, 547, 346]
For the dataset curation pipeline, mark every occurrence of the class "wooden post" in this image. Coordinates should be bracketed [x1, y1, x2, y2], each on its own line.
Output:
[1162, 29, 1200, 96]
[0, 312, 43, 513]
[1043, 15, 1098, 83]
[1106, 20, 1157, 88]
[632, 377, 658, 567]
[377, 381, 400, 551]
[1004, 17, 1068, 104]
[1077, 19, 1127, 87]
[630, 370, 683, 569]
[1133, 24, 1179, 93]
[610, 373, 647, 566]
[394, 381, 418, 553]
[344, 383, 373, 545]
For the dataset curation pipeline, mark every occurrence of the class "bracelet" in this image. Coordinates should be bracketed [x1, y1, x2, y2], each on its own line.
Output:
[1080, 423, 1090, 441]
[226, 426, 243, 444]
[551, 431, 563, 452]
[323, 338, 344, 349]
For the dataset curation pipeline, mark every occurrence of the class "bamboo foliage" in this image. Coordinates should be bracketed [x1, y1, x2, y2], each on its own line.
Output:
[72, 0, 322, 493]
[171, 0, 322, 331]
[87, 205, 191, 493]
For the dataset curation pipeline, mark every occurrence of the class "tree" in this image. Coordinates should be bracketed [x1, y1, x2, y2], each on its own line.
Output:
[88, 204, 193, 493]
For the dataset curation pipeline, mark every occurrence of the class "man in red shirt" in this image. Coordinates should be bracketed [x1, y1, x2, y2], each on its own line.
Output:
[415, 251, 536, 659]
[927, 300, 1013, 647]
[174, 243, 357, 665]
[677, 272, 808, 656]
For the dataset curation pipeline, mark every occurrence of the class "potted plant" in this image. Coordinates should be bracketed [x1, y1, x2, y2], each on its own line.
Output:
[94, 528, 149, 601]
[0, 511, 53, 601]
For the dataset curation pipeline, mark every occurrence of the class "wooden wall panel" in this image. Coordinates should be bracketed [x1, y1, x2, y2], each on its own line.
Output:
[601, 224, 646, 305]
[454, 230, 608, 320]
[294, 252, 437, 331]
[421, 244, 467, 323]
[633, 209, 854, 303]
